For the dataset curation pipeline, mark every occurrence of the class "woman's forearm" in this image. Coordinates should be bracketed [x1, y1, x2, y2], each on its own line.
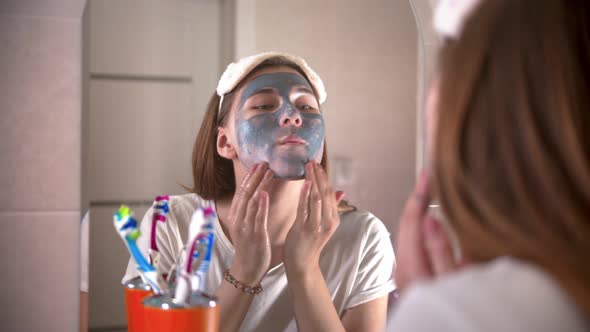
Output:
[215, 262, 267, 332]
[215, 281, 255, 332]
[287, 266, 345, 332]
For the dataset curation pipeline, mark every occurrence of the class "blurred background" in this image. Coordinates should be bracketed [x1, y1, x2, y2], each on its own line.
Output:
[0, 0, 441, 330]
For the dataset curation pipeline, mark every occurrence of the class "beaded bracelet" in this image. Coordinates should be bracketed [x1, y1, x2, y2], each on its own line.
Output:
[223, 269, 263, 294]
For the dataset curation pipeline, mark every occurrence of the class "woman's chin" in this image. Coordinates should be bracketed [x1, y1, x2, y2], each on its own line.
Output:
[270, 162, 306, 180]
[273, 173, 305, 181]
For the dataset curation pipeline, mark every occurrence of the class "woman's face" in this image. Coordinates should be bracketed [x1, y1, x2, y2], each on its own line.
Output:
[229, 66, 325, 179]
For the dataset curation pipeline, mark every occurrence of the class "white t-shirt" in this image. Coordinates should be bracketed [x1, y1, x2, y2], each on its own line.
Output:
[387, 257, 588, 332]
[123, 193, 396, 331]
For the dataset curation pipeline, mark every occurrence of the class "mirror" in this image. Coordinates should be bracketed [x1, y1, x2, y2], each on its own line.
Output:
[82, 0, 437, 330]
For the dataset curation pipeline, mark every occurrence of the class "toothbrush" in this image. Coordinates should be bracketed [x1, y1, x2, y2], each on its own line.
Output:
[191, 204, 216, 293]
[173, 204, 206, 304]
[149, 195, 170, 272]
[114, 205, 166, 294]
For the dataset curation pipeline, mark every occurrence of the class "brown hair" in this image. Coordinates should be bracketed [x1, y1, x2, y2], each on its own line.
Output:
[434, 0, 590, 316]
[190, 56, 355, 212]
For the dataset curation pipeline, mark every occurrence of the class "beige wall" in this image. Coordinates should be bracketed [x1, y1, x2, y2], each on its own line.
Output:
[86, 0, 422, 326]
[0, 0, 85, 331]
[249, 0, 419, 234]
[0, 0, 441, 330]
[83, 0, 224, 328]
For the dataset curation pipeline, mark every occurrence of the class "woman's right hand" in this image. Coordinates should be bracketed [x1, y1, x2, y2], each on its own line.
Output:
[226, 162, 273, 286]
[394, 171, 457, 292]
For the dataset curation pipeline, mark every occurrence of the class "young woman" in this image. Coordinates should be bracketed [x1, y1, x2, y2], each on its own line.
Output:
[123, 52, 395, 331]
[390, 0, 590, 331]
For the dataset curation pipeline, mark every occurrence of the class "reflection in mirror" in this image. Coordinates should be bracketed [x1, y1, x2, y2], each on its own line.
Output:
[82, 0, 426, 330]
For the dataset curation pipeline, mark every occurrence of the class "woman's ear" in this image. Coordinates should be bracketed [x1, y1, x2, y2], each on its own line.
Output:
[216, 127, 237, 159]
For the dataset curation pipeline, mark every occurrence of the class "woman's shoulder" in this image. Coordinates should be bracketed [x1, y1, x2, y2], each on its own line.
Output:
[330, 209, 393, 258]
[159, 193, 212, 221]
[167, 193, 205, 207]
[389, 258, 587, 331]
[338, 209, 390, 239]
[414, 257, 572, 301]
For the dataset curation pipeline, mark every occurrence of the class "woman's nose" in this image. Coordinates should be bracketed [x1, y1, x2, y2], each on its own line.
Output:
[279, 107, 302, 127]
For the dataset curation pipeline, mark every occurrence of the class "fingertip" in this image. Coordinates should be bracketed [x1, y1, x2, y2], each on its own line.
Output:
[335, 191, 345, 203]
[262, 169, 273, 181]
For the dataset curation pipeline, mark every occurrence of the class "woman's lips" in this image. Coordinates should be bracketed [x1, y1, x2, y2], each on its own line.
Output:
[278, 134, 307, 145]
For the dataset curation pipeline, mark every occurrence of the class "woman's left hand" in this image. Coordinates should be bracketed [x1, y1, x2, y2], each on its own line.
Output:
[284, 161, 345, 277]
[394, 171, 458, 292]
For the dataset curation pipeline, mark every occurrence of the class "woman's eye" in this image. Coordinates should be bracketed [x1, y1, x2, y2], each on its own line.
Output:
[298, 104, 315, 111]
[254, 104, 274, 110]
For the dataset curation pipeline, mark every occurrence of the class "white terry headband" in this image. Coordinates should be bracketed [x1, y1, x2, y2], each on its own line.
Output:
[434, 0, 482, 40]
[216, 51, 327, 111]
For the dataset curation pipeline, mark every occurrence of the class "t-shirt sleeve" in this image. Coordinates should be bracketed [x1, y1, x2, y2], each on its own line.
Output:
[346, 214, 396, 309]
[386, 284, 469, 332]
[121, 202, 179, 284]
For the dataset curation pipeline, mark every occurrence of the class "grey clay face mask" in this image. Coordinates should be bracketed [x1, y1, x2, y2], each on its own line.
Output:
[234, 72, 325, 179]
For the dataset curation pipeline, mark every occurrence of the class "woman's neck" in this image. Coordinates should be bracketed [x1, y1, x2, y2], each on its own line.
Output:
[265, 179, 304, 243]
[215, 178, 304, 247]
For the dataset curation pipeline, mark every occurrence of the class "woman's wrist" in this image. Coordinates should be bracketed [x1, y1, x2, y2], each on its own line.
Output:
[285, 263, 321, 283]
[229, 261, 265, 286]
[224, 269, 263, 294]
[285, 265, 325, 301]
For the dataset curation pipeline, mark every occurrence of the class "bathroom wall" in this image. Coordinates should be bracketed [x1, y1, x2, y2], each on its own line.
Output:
[242, 0, 420, 234]
[0, 1, 440, 331]
[0, 0, 85, 331]
[83, 0, 225, 328]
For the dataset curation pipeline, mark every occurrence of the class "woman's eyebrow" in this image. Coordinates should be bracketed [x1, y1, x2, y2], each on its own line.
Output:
[292, 86, 314, 95]
[247, 87, 276, 98]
